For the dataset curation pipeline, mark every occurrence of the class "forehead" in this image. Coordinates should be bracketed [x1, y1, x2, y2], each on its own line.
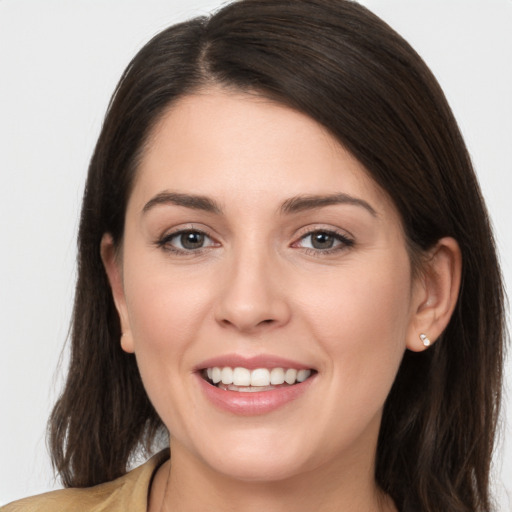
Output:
[131, 89, 394, 217]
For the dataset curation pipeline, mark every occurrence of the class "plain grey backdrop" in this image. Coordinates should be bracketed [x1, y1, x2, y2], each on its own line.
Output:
[1, 0, 511, 508]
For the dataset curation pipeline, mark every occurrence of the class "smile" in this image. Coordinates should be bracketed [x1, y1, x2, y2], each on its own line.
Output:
[203, 366, 313, 391]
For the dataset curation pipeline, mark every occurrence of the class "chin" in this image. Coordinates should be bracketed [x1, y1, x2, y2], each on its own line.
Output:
[207, 451, 309, 483]
[185, 427, 315, 483]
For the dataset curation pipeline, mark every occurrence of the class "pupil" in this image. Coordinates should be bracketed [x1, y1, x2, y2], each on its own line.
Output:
[181, 231, 204, 249]
[312, 232, 333, 249]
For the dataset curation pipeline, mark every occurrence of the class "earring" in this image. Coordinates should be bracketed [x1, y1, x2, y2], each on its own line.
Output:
[419, 333, 431, 347]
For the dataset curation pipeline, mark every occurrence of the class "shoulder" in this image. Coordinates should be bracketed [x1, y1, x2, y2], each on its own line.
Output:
[2, 450, 169, 512]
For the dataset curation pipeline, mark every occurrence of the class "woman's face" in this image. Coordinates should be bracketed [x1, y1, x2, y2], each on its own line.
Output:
[108, 89, 424, 482]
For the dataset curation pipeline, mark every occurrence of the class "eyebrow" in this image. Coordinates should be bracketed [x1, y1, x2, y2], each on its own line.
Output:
[142, 191, 222, 214]
[142, 191, 377, 217]
[280, 193, 377, 216]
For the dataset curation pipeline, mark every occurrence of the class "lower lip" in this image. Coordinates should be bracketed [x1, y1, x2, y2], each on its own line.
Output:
[196, 373, 315, 415]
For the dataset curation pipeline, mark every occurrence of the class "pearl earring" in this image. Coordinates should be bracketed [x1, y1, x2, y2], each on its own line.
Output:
[419, 333, 431, 347]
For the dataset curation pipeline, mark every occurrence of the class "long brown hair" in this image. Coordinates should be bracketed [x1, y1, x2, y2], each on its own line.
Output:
[48, 1, 506, 510]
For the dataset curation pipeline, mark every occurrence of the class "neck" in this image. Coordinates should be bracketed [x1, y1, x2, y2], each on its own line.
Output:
[149, 441, 396, 512]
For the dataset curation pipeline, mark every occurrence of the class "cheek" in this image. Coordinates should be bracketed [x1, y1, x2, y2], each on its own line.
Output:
[123, 251, 212, 355]
[120, 250, 214, 406]
[301, 254, 411, 409]
[121, 262, 215, 431]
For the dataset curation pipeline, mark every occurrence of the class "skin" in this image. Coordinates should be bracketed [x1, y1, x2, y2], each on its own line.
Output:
[102, 89, 461, 512]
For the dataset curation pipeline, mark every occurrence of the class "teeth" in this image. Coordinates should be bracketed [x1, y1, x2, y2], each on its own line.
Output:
[297, 369, 310, 382]
[221, 367, 233, 384]
[284, 368, 297, 385]
[212, 367, 222, 384]
[251, 368, 270, 386]
[233, 367, 251, 386]
[226, 384, 275, 392]
[204, 366, 312, 388]
[270, 368, 285, 385]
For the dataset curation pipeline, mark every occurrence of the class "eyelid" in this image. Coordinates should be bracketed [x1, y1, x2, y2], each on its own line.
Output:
[291, 226, 355, 254]
[292, 224, 354, 241]
[154, 223, 354, 256]
[155, 225, 220, 254]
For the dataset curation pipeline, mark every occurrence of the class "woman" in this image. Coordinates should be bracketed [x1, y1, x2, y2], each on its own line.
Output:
[3, 0, 506, 511]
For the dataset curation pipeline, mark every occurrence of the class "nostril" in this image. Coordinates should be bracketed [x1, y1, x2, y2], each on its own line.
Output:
[220, 318, 275, 328]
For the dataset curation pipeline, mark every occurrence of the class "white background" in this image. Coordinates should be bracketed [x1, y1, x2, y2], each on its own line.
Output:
[1, 0, 511, 508]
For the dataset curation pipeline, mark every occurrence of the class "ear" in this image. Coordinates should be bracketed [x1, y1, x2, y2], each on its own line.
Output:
[100, 233, 135, 353]
[406, 237, 462, 352]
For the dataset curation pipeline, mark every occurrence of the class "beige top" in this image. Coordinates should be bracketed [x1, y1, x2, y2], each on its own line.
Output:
[2, 451, 169, 512]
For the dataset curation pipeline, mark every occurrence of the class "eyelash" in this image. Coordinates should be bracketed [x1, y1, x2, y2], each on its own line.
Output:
[155, 228, 354, 256]
[292, 229, 354, 256]
[156, 228, 218, 255]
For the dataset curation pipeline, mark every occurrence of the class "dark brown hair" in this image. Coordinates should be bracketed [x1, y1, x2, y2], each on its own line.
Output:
[48, 1, 506, 510]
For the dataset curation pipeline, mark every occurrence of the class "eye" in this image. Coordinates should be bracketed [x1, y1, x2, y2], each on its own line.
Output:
[158, 229, 217, 253]
[294, 229, 354, 253]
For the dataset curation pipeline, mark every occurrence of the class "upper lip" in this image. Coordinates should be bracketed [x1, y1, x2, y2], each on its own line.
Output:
[195, 354, 314, 371]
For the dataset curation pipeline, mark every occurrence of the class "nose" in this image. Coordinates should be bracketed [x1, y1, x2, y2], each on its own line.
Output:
[214, 248, 291, 334]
